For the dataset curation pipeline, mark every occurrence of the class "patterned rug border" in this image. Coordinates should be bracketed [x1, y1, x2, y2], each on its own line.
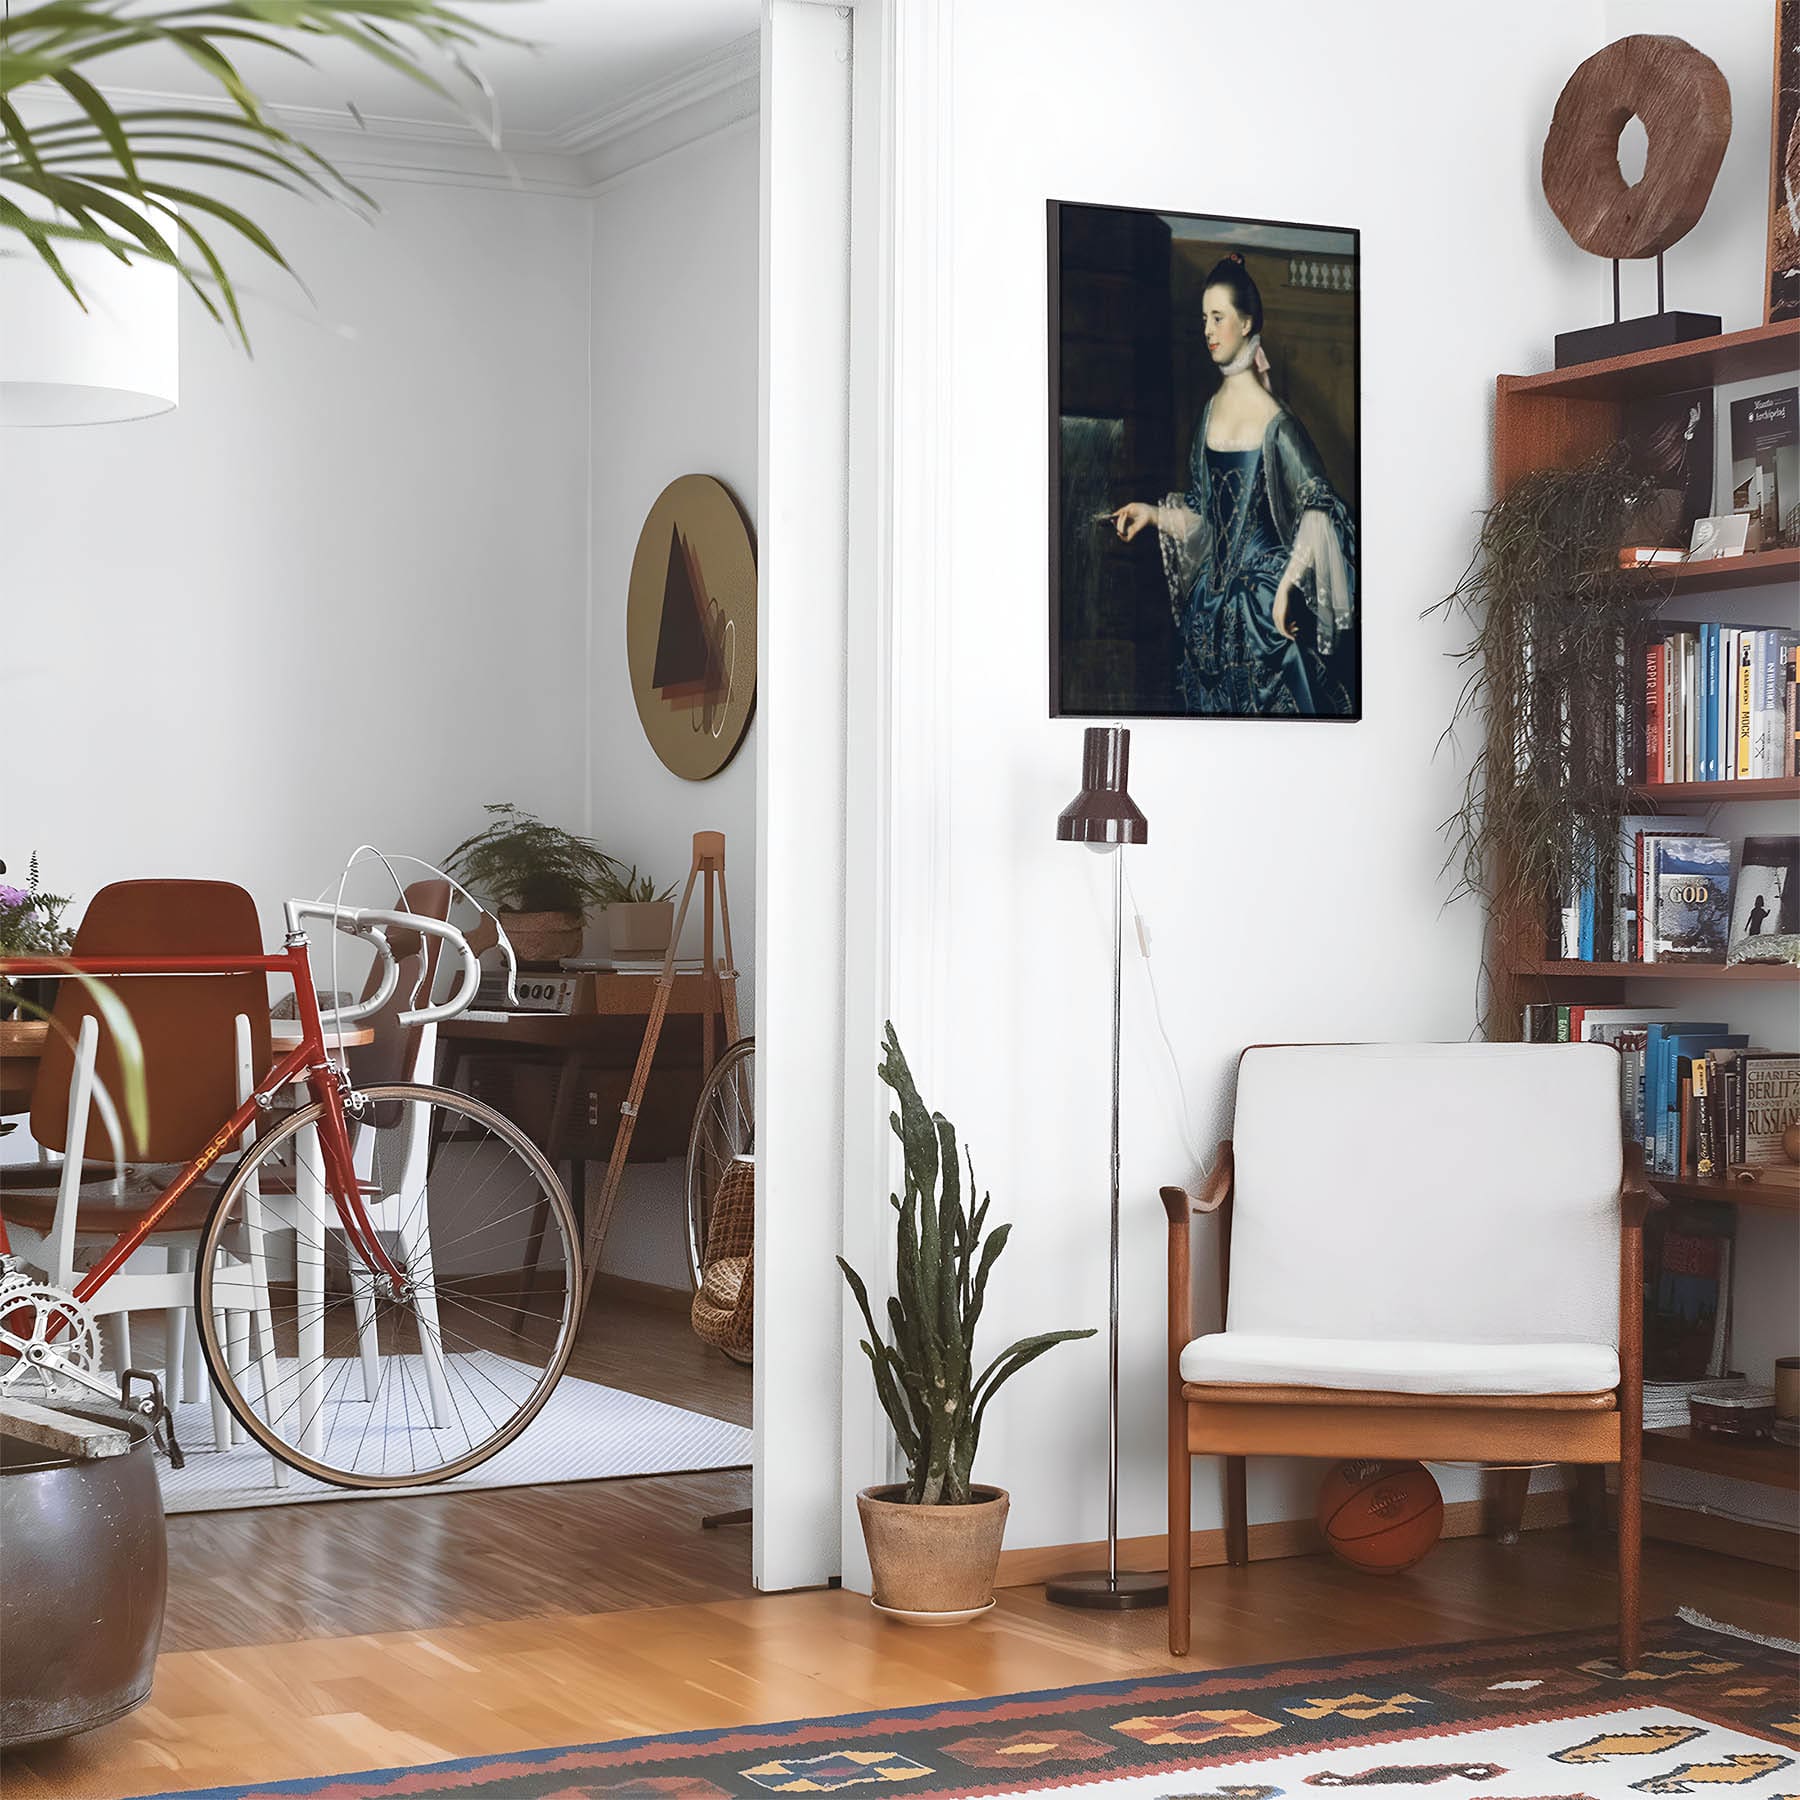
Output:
[127, 1612, 1795, 1800]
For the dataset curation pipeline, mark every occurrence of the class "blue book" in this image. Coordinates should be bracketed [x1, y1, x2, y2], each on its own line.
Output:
[1656, 1029, 1742, 1174]
[1701, 624, 1718, 782]
[1642, 1023, 1725, 1170]
[1578, 872, 1595, 962]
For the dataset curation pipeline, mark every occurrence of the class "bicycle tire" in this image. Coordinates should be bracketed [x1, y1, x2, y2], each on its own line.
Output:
[195, 1081, 581, 1489]
[684, 1037, 755, 1293]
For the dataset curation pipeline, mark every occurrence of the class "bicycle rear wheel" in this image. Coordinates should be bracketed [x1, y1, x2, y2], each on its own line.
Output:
[195, 1082, 580, 1488]
[685, 1037, 755, 1290]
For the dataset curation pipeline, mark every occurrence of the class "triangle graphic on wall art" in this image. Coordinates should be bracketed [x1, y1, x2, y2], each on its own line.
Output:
[652, 524, 726, 708]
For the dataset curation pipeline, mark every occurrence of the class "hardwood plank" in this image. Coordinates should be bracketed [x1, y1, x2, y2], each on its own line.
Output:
[6, 1533, 1795, 1800]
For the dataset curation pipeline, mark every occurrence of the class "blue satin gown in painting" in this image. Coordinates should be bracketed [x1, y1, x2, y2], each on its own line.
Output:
[1163, 402, 1357, 718]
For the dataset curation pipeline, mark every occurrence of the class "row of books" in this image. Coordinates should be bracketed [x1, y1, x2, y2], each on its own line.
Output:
[1519, 1004, 1800, 1180]
[1640, 625, 1799, 784]
[1554, 828, 1796, 966]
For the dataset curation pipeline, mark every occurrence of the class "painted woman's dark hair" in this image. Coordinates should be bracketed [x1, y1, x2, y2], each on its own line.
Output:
[1202, 251, 1263, 335]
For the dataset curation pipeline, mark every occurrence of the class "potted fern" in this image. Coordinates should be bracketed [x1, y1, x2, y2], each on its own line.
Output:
[838, 1025, 1094, 1623]
[445, 805, 618, 968]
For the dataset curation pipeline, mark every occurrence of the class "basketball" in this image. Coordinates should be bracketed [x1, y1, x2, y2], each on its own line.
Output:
[1315, 1460, 1443, 1574]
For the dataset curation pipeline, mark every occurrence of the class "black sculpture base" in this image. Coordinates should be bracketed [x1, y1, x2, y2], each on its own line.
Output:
[1044, 1568, 1169, 1610]
[1554, 310, 1721, 369]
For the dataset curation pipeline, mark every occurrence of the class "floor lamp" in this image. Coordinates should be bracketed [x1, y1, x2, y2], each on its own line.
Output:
[1046, 725, 1166, 1610]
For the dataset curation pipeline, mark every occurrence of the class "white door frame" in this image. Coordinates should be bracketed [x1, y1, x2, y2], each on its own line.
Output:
[755, 0, 955, 1593]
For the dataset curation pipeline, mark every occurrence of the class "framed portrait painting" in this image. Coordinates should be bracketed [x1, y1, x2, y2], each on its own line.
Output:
[1048, 200, 1361, 721]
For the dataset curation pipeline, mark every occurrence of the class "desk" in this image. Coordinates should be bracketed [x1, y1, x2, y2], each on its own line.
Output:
[438, 971, 734, 1262]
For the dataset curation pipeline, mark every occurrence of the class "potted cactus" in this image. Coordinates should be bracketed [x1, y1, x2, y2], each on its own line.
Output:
[838, 1025, 1094, 1623]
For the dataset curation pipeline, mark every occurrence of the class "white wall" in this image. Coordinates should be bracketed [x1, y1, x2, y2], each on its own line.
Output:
[586, 119, 763, 1285]
[866, 0, 1649, 1557]
[2, 177, 592, 925]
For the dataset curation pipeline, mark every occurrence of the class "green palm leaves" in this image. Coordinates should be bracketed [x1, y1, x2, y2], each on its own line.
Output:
[0, 1, 516, 346]
[838, 1024, 1095, 1506]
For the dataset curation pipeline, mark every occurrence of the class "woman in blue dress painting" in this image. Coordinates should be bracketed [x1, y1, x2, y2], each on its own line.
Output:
[1113, 253, 1356, 717]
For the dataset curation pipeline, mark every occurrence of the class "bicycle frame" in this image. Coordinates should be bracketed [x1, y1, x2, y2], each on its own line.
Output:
[0, 937, 406, 1302]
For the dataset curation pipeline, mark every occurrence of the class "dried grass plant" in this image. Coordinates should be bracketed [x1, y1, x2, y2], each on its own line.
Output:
[1428, 447, 1670, 1036]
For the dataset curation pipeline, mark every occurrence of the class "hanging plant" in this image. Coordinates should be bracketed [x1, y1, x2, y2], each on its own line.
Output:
[1428, 446, 1668, 1032]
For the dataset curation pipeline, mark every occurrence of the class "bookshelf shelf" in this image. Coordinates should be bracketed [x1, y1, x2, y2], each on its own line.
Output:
[1629, 776, 1800, 803]
[1648, 1175, 1799, 1214]
[1500, 319, 1800, 403]
[1512, 959, 1800, 983]
[1642, 1426, 1800, 1491]
[1627, 547, 1800, 595]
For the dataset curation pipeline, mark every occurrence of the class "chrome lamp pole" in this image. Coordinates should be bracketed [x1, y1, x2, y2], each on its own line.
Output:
[1045, 724, 1166, 1611]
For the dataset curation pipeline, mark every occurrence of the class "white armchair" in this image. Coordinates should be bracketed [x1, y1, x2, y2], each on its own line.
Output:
[1163, 1042, 1647, 1667]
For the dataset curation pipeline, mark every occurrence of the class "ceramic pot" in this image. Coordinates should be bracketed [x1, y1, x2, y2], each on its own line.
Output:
[0, 1405, 167, 1746]
[605, 901, 676, 959]
[856, 1484, 1008, 1622]
[499, 909, 585, 969]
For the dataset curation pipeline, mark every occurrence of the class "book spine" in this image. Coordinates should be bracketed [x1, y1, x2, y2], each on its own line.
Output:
[1645, 641, 1663, 784]
[1678, 1069, 1693, 1179]
[1695, 1057, 1715, 1178]
[1643, 839, 1659, 963]
[1788, 645, 1799, 779]
[1737, 635, 1754, 778]
[1556, 1005, 1571, 1044]
[1719, 627, 1737, 780]
[1679, 632, 1696, 783]
[1666, 639, 1679, 783]
[1701, 623, 1716, 783]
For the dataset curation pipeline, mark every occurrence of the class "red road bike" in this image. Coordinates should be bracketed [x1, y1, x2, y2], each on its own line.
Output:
[0, 900, 581, 1488]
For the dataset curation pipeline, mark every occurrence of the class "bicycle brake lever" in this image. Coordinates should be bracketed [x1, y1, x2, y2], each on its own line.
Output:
[121, 1367, 184, 1470]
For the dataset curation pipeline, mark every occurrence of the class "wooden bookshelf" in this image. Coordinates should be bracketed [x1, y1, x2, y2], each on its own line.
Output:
[1648, 1174, 1800, 1215]
[1628, 775, 1800, 804]
[1501, 318, 1800, 403]
[1643, 1426, 1800, 1492]
[1512, 959, 1800, 983]
[1626, 546, 1800, 595]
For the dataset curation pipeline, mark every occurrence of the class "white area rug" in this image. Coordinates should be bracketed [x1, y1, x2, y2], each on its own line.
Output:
[155, 1366, 751, 1513]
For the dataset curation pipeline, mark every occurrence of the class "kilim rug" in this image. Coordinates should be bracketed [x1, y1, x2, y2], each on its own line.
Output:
[132, 1612, 1797, 1800]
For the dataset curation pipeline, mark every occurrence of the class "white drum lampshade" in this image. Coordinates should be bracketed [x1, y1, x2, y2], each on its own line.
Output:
[0, 212, 179, 427]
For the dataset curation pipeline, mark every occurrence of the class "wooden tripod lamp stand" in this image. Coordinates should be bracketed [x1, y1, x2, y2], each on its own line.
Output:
[579, 831, 740, 1313]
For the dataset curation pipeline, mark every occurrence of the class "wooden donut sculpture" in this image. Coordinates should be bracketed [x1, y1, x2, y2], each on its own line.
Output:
[1542, 35, 1731, 261]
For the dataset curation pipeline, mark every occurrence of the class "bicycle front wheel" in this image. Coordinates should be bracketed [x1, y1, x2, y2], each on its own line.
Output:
[195, 1082, 581, 1488]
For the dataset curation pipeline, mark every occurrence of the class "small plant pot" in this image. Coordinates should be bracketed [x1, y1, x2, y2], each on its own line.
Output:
[605, 900, 676, 959]
[856, 1484, 1008, 1623]
[499, 909, 585, 969]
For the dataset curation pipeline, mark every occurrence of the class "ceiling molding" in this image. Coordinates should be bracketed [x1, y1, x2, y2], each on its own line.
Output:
[15, 31, 761, 196]
[552, 31, 759, 156]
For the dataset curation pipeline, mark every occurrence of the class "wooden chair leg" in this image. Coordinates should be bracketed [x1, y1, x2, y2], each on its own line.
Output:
[1487, 1466, 1531, 1544]
[1168, 1438, 1191, 1656]
[1571, 1464, 1608, 1540]
[1224, 1455, 1248, 1567]
[1617, 1446, 1642, 1670]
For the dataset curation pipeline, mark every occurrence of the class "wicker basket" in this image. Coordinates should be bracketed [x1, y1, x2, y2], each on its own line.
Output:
[690, 1156, 754, 1363]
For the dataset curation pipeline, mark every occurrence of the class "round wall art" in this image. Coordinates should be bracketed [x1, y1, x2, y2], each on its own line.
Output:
[625, 474, 757, 782]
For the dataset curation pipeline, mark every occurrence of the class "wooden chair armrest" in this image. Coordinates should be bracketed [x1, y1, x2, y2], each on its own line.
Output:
[1160, 1141, 1234, 1222]
[1620, 1140, 1663, 1230]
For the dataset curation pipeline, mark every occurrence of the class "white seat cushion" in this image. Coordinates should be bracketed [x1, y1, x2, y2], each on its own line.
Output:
[1180, 1332, 1619, 1397]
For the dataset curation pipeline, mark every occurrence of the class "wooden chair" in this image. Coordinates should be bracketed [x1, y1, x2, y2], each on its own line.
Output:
[2, 880, 280, 1463]
[1162, 1042, 1649, 1668]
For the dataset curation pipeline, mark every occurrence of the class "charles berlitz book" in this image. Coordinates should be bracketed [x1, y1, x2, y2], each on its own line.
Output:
[1647, 836, 1732, 962]
[1730, 387, 1798, 547]
[1739, 1052, 1800, 1167]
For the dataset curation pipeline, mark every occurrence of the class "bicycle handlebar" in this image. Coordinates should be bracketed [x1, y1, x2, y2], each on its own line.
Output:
[282, 900, 509, 1028]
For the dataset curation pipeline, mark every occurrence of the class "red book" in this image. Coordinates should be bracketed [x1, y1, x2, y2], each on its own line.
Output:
[1644, 640, 1663, 784]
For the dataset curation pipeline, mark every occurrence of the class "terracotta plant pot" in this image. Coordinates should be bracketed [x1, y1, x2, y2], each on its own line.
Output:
[605, 900, 675, 959]
[856, 1484, 1008, 1623]
[499, 909, 585, 969]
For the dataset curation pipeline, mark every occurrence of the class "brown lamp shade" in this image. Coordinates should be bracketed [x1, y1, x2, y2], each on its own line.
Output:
[1056, 725, 1148, 846]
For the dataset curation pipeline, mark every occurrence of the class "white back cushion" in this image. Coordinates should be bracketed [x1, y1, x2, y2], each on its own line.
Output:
[1227, 1044, 1622, 1348]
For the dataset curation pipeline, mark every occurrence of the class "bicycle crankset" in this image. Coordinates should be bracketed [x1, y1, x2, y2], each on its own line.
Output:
[0, 1276, 110, 1403]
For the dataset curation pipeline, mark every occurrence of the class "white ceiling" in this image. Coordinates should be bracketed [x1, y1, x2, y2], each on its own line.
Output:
[92, 0, 761, 148]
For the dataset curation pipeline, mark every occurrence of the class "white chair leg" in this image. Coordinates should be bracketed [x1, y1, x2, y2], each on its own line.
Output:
[397, 1203, 452, 1430]
[224, 1311, 251, 1444]
[164, 1243, 191, 1404]
[347, 1243, 381, 1403]
[180, 1305, 205, 1404]
[207, 1304, 235, 1453]
[230, 1012, 285, 1486]
[103, 1311, 133, 1377]
[297, 1122, 328, 1463]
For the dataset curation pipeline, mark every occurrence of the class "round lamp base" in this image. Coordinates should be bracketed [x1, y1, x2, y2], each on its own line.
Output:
[1043, 1568, 1169, 1610]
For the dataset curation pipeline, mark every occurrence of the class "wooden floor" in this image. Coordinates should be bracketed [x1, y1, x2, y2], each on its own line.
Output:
[7, 1532, 1796, 1800]
[6, 1301, 1799, 1798]
[160, 1284, 755, 1651]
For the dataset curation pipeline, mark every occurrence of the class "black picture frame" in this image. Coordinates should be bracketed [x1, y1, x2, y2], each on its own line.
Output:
[1048, 199, 1362, 722]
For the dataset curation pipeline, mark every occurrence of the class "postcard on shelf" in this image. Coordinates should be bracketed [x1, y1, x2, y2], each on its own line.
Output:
[1730, 386, 1797, 551]
[1624, 387, 1714, 549]
[1728, 835, 1799, 955]
[1687, 512, 1752, 560]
